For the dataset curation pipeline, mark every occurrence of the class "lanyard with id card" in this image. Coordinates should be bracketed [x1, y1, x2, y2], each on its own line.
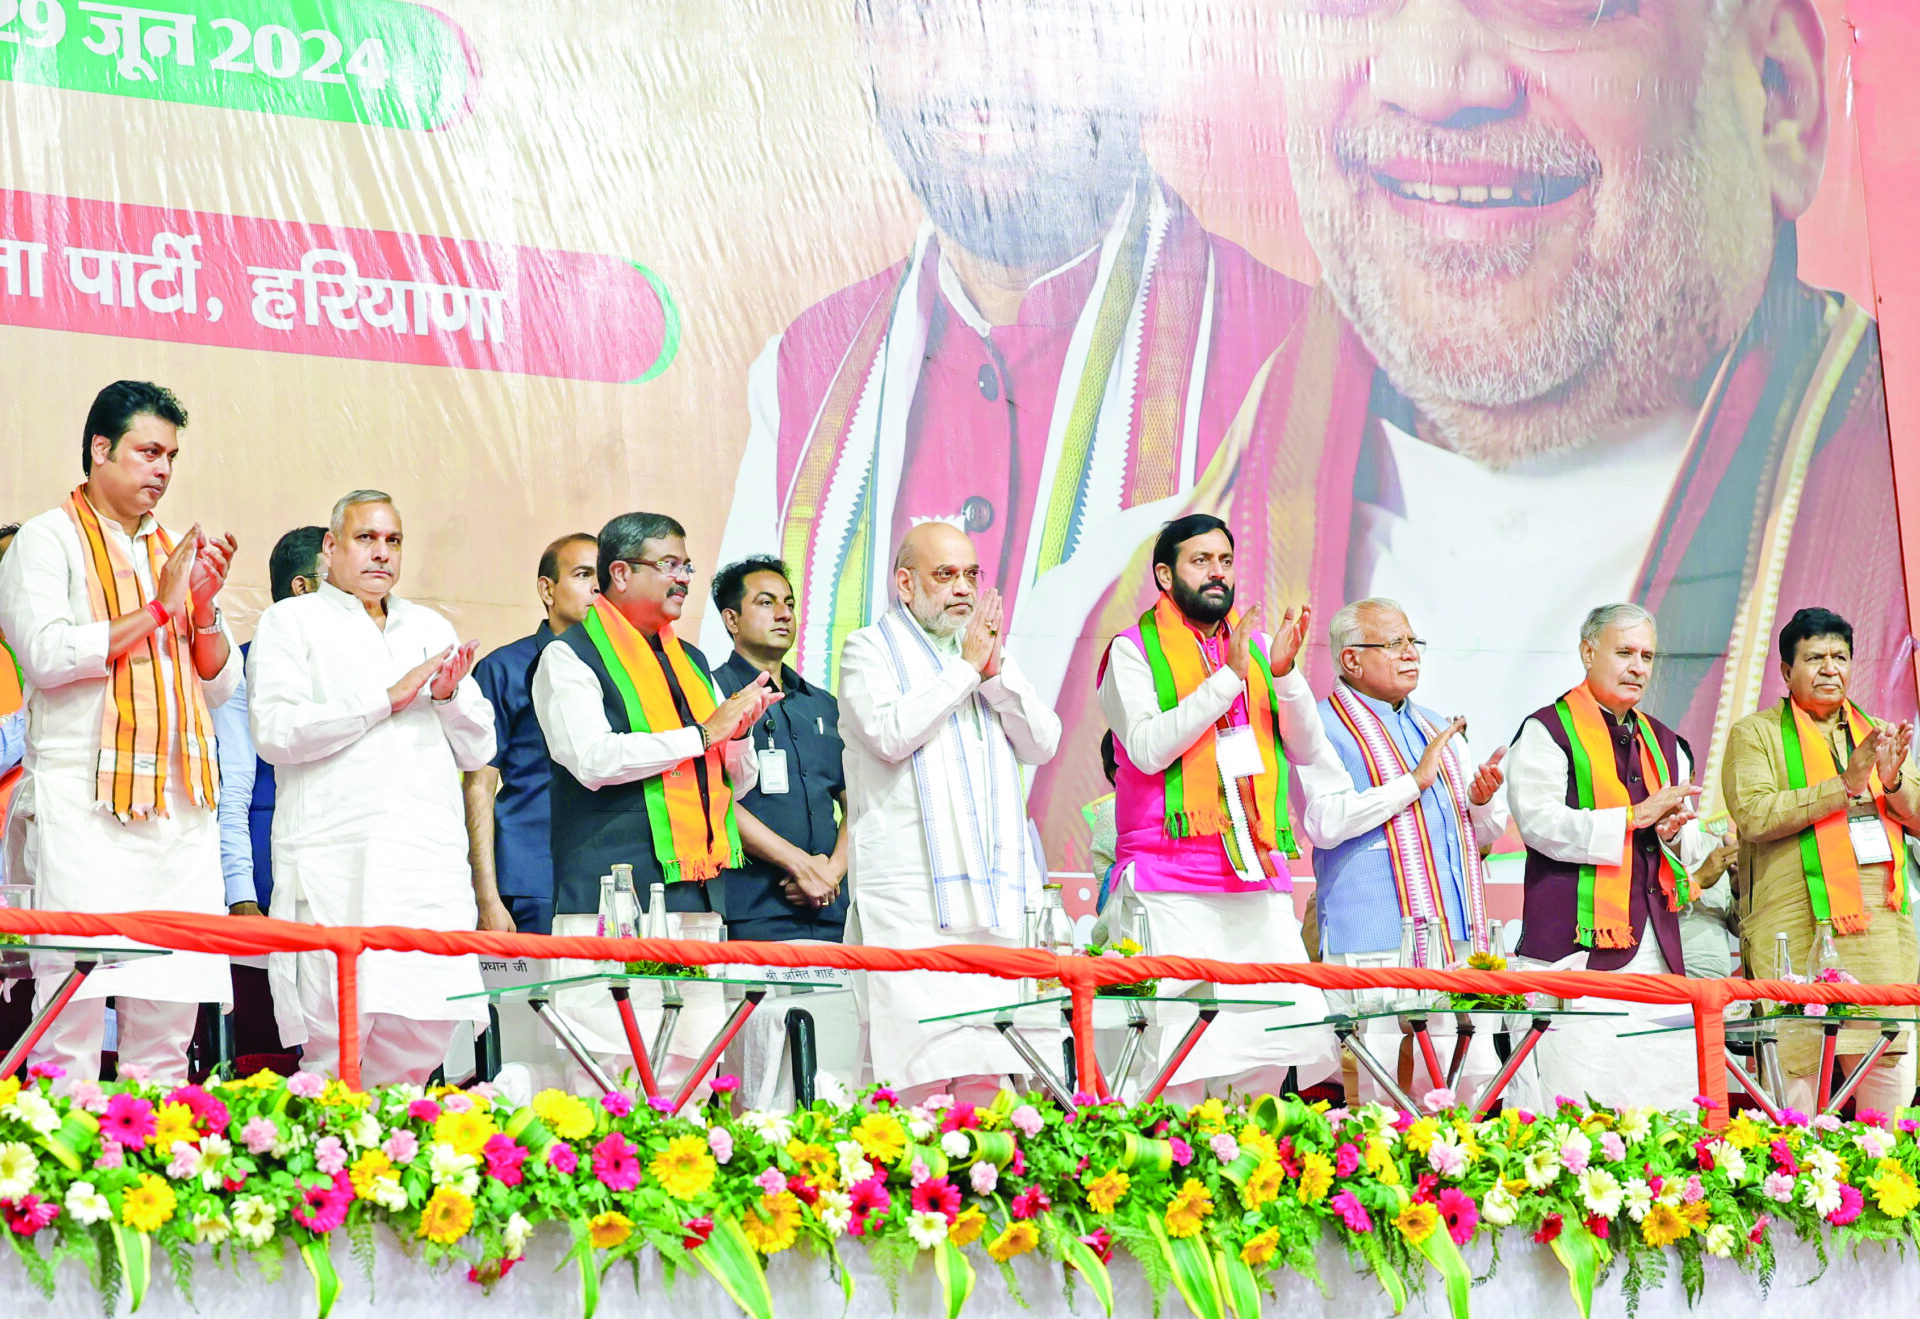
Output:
[1214, 723, 1264, 780]
[757, 716, 789, 796]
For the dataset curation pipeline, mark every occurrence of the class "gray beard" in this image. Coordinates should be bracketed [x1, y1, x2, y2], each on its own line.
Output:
[1287, 56, 1774, 465]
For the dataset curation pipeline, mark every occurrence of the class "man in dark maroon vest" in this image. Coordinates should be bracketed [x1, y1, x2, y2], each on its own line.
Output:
[1507, 603, 1718, 1110]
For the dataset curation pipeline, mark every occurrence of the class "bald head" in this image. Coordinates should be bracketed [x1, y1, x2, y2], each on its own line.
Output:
[894, 521, 981, 638]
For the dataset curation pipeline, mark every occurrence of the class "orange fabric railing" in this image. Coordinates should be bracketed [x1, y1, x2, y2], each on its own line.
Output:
[4, 907, 1918, 1129]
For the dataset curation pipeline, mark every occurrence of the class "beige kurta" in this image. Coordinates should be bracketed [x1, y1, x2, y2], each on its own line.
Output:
[1724, 701, 1920, 1077]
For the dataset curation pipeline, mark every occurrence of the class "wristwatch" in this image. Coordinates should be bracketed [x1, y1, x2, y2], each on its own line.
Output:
[194, 607, 224, 636]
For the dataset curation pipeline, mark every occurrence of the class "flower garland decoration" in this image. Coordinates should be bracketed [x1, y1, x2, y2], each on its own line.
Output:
[0, 1068, 1917, 1319]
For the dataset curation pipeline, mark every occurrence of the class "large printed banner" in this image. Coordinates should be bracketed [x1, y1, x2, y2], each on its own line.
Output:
[1, 0, 1916, 878]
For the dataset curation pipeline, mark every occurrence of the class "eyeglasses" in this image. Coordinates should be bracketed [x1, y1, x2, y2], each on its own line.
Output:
[1350, 636, 1428, 656]
[1280, 0, 1646, 54]
[927, 566, 983, 586]
[622, 557, 696, 581]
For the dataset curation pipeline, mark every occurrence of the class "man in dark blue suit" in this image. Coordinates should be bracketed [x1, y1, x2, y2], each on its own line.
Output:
[464, 533, 598, 935]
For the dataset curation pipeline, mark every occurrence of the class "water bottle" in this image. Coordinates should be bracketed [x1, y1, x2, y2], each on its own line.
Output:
[1034, 882, 1074, 993]
[645, 881, 670, 941]
[1486, 921, 1506, 963]
[1811, 920, 1842, 977]
[593, 874, 620, 973]
[1394, 915, 1419, 1012]
[610, 864, 640, 940]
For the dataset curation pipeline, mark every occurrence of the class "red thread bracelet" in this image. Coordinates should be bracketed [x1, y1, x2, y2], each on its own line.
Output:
[145, 600, 170, 629]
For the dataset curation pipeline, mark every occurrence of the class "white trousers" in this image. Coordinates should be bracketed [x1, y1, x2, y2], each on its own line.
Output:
[29, 990, 199, 1087]
[282, 949, 458, 1088]
[1518, 937, 1698, 1112]
[1783, 1042, 1916, 1117]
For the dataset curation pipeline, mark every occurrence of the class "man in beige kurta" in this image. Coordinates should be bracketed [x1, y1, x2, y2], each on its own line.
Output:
[1725, 607, 1920, 1115]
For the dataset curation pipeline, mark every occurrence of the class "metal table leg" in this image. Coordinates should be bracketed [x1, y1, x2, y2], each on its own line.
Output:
[528, 998, 616, 1094]
[1445, 1017, 1479, 1091]
[1825, 1029, 1901, 1116]
[0, 961, 95, 1079]
[1141, 1009, 1220, 1105]
[1758, 1035, 1787, 1104]
[1816, 1021, 1841, 1111]
[786, 1008, 817, 1109]
[1405, 1014, 1448, 1093]
[1472, 1016, 1553, 1119]
[1109, 1003, 1150, 1101]
[474, 1006, 501, 1084]
[1336, 1020, 1418, 1112]
[670, 991, 765, 1114]
[649, 995, 684, 1080]
[608, 986, 662, 1100]
[1725, 1052, 1785, 1123]
[995, 1021, 1077, 1114]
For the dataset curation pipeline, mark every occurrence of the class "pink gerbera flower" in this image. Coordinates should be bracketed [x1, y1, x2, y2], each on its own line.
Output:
[1828, 1184, 1865, 1227]
[591, 1132, 640, 1191]
[289, 1171, 353, 1234]
[911, 1177, 961, 1223]
[1436, 1188, 1479, 1246]
[1010, 1187, 1051, 1220]
[847, 1174, 892, 1234]
[101, 1094, 156, 1150]
[5, 1196, 59, 1236]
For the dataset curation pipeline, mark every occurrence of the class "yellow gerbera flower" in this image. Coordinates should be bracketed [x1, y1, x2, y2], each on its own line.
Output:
[851, 1112, 907, 1167]
[0, 1078, 19, 1108]
[1297, 1151, 1333, 1205]
[740, 1191, 802, 1254]
[417, 1186, 474, 1245]
[1641, 1203, 1690, 1248]
[1394, 1202, 1438, 1245]
[987, 1221, 1039, 1262]
[1679, 1201, 1711, 1230]
[588, 1211, 632, 1250]
[1872, 1162, 1920, 1218]
[151, 1103, 197, 1152]
[121, 1174, 176, 1233]
[1239, 1227, 1281, 1267]
[532, 1090, 597, 1141]
[433, 1108, 499, 1159]
[785, 1139, 837, 1190]
[1164, 1177, 1214, 1239]
[1239, 1159, 1283, 1211]
[1404, 1118, 1439, 1155]
[1190, 1098, 1227, 1136]
[650, 1134, 718, 1200]
[349, 1150, 398, 1201]
[950, 1208, 987, 1248]
[1722, 1115, 1764, 1151]
[1239, 1127, 1279, 1165]
[1365, 1139, 1401, 1186]
[1084, 1167, 1131, 1214]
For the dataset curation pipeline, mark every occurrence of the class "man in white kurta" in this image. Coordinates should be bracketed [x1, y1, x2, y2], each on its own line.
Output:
[840, 522, 1060, 1103]
[1097, 516, 1335, 1100]
[249, 492, 494, 1086]
[1507, 604, 1716, 1111]
[0, 383, 240, 1084]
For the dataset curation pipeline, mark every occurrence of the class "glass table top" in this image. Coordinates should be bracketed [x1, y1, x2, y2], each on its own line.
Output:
[450, 969, 851, 1005]
[0, 941, 172, 980]
[921, 993, 1294, 1028]
[1267, 1006, 1628, 1033]
[1621, 1012, 1920, 1039]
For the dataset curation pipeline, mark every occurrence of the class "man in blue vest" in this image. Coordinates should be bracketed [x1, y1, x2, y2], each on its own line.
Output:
[465, 532, 598, 937]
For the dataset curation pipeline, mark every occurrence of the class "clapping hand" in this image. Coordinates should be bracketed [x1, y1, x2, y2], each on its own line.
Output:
[1225, 604, 1263, 680]
[1468, 746, 1507, 806]
[429, 640, 481, 702]
[1413, 717, 1466, 790]
[189, 531, 239, 615]
[1269, 603, 1311, 677]
[1876, 720, 1913, 789]
[702, 670, 782, 747]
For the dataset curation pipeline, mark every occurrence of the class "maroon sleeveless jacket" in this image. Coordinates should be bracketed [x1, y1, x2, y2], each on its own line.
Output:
[1514, 701, 1690, 974]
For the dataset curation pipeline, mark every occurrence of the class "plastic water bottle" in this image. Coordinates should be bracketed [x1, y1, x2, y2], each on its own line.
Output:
[1034, 882, 1074, 993]
[1811, 921, 1842, 977]
[1394, 916, 1419, 1012]
[645, 881, 670, 941]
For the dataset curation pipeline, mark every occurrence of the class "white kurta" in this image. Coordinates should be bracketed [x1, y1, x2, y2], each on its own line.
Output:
[248, 584, 494, 1043]
[0, 507, 236, 1005]
[529, 638, 757, 1074]
[839, 622, 1061, 1089]
[1507, 717, 1716, 1111]
[1098, 647, 1336, 1088]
